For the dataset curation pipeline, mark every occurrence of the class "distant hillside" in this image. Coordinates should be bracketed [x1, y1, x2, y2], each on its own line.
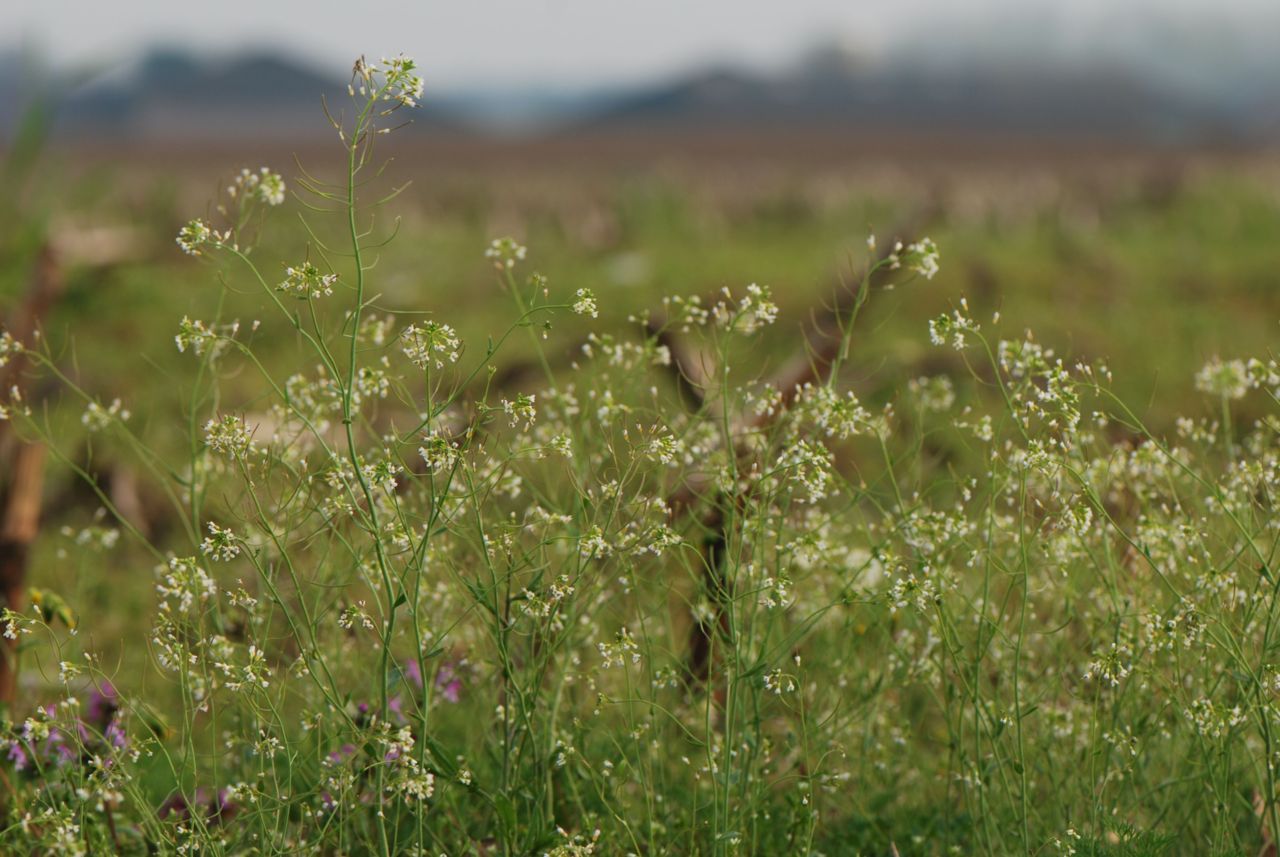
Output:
[8, 36, 1278, 147]
[575, 44, 1244, 144]
[49, 50, 470, 142]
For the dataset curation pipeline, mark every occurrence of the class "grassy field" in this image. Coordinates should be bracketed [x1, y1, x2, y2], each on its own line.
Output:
[5, 69, 1280, 854]
[20, 140, 1280, 419]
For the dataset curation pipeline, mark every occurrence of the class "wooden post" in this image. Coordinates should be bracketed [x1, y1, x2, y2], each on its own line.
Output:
[0, 442, 45, 703]
[0, 241, 63, 705]
[664, 207, 939, 688]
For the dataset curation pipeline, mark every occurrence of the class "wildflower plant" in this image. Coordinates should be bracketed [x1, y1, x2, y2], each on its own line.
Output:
[9, 49, 1280, 857]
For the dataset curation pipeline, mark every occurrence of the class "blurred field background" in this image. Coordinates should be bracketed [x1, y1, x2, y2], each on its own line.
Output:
[6, 0, 1280, 424]
[3, 0, 1280, 827]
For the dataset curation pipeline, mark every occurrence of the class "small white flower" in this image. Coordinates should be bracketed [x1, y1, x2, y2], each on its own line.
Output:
[401, 322, 461, 369]
[82, 398, 129, 432]
[174, 316, 223, 356]
[368, 54, 425, 108]
[255, 169, 286, 206]
[176, 219, 213, 255]
[763, 668, 797, 695]
[338, 601, 376, 631]
[419, 432, 461, 474]
[228, 167, 286, 206]
[904, 237, 940, 279]
[549, 434, 573, 459]
[598, 627, 640, 668]
[200, 522, 241, 561]
[501, 393, 537, 430]
[573, 288, 599, 318]
[929, 298, 980, 350]
[1195, 357, 1253, 400]
[579, 526, 611, 559]
[278, 262, 337, 299]
[0, 331, 22, 368]
[1083, 644, 1132, 688]
[732, 283, 778, 333]
[484, 237, 527, 269]
[205, 414, 255, 457]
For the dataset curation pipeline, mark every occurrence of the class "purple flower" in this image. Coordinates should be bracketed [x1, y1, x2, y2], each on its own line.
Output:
[388, 694, 407, 722]
[434, 663, 462, 704]
[6, 741, 28, 772]
[159, 789, 236, 825]
[45, 729, 78, 766]
[86, 682, 119, 728]
[403, 659, 423, 690]
[104, 720, 128, 751]
[209, 788, 239, 824]
[159, 792, 191, 821]
[327, 743, 356, 765]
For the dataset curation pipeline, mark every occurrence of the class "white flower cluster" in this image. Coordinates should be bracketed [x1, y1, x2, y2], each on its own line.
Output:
[200, 521, 241, 562]
[883, 236, 941, 280]
[176, 167, 283, 256]
[549, 434, 573, 458]
[903, 237, 941, 279]
[337, 601, 375, 631]
[521, 574, 576, 620]
[501, 393, 537, 430]
[796, 385, 882, 439]
[636, 427, 681, 465]
[1, 607, 31, 641]
[1142, 599, 1205, 651]
[1187, 697, 1246, 739]
[175, 316, 238, 358]
[81, 398, 129, 432]
[928, 298, 980, 349]
[1194, 357, 1253, 400]
[485, 237, 527, 270]
[360, 455, 403, 493]
[545, 828, 602, 856]
[662, 294, 710, 331]
[758, 575, 793, 609]
[380, 725, 436, 805]
[888, 570, 939, 613]
[401, 321, 461, 370]
[278, 262, 337, 300]
[354, 365, 390, 404]
[357, 54, 425, 109]
[598, 627, 641, 669]
[219, 643, 271, 693]
[775, 439, 836, 504]
[0, 330, 21, 368]
[737, 282, 779, 331]
[908, 375, 956, 412]
[205, 414, 255, 457]
[228, 166, 286, 206]
[763, 668, 797, 695]
[419, 432, 461, 474]
[1082, 644, 1133, 688]
[573, 288, 599, 318]
[579, 525, 611, 559]
[156, 557, 218, 615]
[176, 219, 216, 255]
[702, 283, 779, 334]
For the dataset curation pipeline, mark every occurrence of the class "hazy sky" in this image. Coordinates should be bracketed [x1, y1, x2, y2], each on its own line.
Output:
[5, 0, 1275, 88]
